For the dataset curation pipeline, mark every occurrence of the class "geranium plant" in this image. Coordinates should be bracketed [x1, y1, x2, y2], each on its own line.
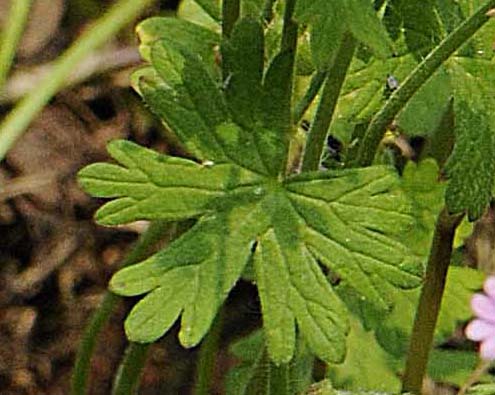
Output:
[73, 0, 495, 394]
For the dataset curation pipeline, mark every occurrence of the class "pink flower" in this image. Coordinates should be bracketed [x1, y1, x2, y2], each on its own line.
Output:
[465, 276, 495, 360]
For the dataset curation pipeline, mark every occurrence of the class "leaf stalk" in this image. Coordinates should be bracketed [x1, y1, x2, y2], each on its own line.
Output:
[401, 208, 464, 394]
[194, 309, 224, 395]
[355, 0, 495, 167]
[71, 221, 174, 395]
[293, 70, 327, 124]
[111, 343, 150, 395]
[0, 0, 32, 91]
[301, 33, 356, 172]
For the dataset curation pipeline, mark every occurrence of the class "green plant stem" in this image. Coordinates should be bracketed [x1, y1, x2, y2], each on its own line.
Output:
[111, 343, 150, 395]
[269, 362, 290, 395]
[262, 0, 277, 24]
[293, 70, 326, 124]
[0, 0, 155, 162]
[71, 221, 173, 395]
[281, 0, 297, 52]
[355, 0, 495, 167]
[277, 0, 298, 178]
[301, 34, 356, 172]
[194, 309, 224, 395]
[222, 0, 240, 39]
[0, 0, 32, 90]
[401, 208, 464, 394]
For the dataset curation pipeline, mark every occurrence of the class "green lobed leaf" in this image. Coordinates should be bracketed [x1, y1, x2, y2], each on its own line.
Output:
[444, 60, 495, 221]
[295, 0, 392, 69]
[396, 67, 452, 137]
[79, 138, 421, 363]
[78, 140, 263, 225]
[225, 330, 313, 395]
[221, 18, 290, 175]
[221, 18, 265, 129]
[427, 349, 484, 386]
[375, 266, 484, 357]
[329, 54, 417, 145]
[136, 18, 289, 177]
[383, 0, 442, 59]
[79, 12, 426, 364]
[192, 0, 221, 21]
[135, 17, 219, 67]
[327, 317, 400, 392]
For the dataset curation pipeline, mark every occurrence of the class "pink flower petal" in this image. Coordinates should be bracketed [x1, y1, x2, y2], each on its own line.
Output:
[471, 294, 495, 323]
[480, 336, 495, 360]
[484, 276, 495, 299]
[465, 319, 495, 341]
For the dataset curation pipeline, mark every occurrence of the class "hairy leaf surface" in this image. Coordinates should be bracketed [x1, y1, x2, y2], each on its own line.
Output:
[79, 16, 422, 365]
[444, 60, 495, 220]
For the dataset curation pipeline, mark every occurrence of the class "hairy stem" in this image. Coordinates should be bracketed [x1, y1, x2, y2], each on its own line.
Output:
[222, 0, 240, 39]
[0, 0, 32, 90]
[111, 343, 150, 395]
[276, 0, 298, 178]
[194, 309, 224, 395]
[402, 208, 464, 394]
[301, 34, 356, 172]
[355, 0, 495, 167]
[293, 70, 327, 124]
[71, 221, 174, 395]
[0, 0, 154, 161]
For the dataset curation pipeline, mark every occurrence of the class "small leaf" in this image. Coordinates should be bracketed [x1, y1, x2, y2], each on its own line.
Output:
[295, 0, 392, 69]
[428, 349, 484, 386]
[397, 67, 452, 137]
[192, 0, 221, 21]
[444, 61, 495, 221]
[221, 18, 265, 129]
[383, 0, 442, 58]
[225, 330, 313, 395]
[375, 266, 484, 356]
[327, 317, 400, 392]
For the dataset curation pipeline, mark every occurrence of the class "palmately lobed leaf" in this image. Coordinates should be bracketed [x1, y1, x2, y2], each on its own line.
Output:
[79, 135, 421, 364]
[78, 15, 425, 365]
[78, 140, 264, 225]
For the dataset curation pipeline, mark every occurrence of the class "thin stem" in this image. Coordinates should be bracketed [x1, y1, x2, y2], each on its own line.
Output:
[71, 221, 173, 395]
[0, 0, 155, 162]
[280, 0, 297, 52]
[293, 70, 327, 124]
[402, 208, 464, 394]
[458, 359, 493, 395]
[0, 0, 32, 90]
[111, 343, 150, 395]
[222, 0, 240, 39]
[301, 34, 356, 172]
[274, 0, 298, 177]
[355, 0, 495, 167]
[194, 309, 224, 395]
